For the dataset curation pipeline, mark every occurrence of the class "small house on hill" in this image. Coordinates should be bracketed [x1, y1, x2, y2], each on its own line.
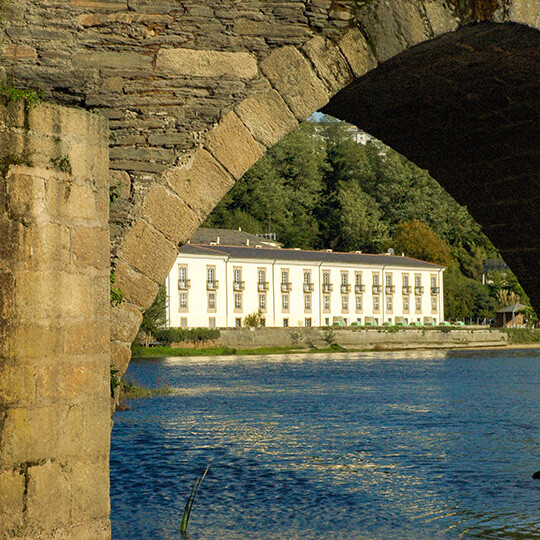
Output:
[495, 303, 528, 327]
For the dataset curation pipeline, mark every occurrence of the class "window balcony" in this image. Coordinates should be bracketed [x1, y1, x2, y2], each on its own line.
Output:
[233, 281, 245, 291]
[206, 280, 219, 290]
[431, 286, 440, 294]
[402, 285, 412, 294]
[355, 284, 365, 293]
[178, 279, 191, 290]
[341, 284, 351, 293]
[281, 282, 292, 292]
[303, 283, 314, 292]
[322, 283, 333, 293]
[372, 285, 381, 294]
[385, 285, 396, 294]
[415, 286, 424, 295]
[258, 281, 269, 291]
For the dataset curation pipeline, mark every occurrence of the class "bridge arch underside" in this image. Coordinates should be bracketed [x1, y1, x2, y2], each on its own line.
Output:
[323, 22, 540, 312]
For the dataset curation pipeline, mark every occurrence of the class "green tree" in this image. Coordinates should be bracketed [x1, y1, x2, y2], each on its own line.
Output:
[140, 284, 168, 345]
[393, 220, 453, 266]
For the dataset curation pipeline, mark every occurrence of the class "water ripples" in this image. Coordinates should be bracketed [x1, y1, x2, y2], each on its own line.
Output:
[111, 349, 540, 539]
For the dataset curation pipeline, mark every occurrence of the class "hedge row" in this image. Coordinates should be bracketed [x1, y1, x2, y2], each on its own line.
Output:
[154, 327, 220, 346]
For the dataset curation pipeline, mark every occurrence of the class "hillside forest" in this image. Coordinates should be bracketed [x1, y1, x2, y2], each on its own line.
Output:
[204, 116, 534, 323]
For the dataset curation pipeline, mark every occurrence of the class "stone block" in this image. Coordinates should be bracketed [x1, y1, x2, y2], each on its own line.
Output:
[26, 461, 71, 531]
[143, 183, 199, 244]
[204, 111, 264, 180]
[111, 340, 132, 376]
[110, 169, 131, 199]
[156, 48, 258, 80]
[114, 259, 159, 310]
[64, 320, 110, 356]
[147, 132, 193, 147]
[0, 406, 65, 466]
[1, 321, 64, 361]
[74, 51, 152, 70]
[2, 44, 37, 60]
[165, 148, 235, 219]
[337, 28, 377, 78]
[0, 364, 37, 406]
[0, 469, 25, 533]
[301, 36, 353, 94]
[235, 90, 298, 148]
[72, 227, 110, 271]
[118, 220, 178, 285]
[70, 0, 127, 9]
[111, 302, 143, 343]
[26, 222, 72, 270]
[510, 0, 540, 27]
[109, 145, 175, 163]
[0, 269, 15, 319]
[5, 166, 47, 225]
[260, 46, 329, 120]
[71, 461, 110, 521]
[423, 2, 458, 36]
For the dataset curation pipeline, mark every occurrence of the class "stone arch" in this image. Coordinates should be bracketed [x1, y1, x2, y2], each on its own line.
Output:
[104, 4, 539, 378]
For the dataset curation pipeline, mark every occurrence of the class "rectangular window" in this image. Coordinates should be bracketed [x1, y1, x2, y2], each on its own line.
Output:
[323, 295, 330, 311]
[325, 317, 330, 326]
[304, 271, 311, 284]
[403, 274, 409, 287]
[179, 291, 188, 310]
[305, 318, 312, 327]
[207, 267, 215, 282]
[260, 318, 266, 327]
[234, 268, 241, 283]
[235, 293, 242, 310]
[258, 269, 266, 283]
[386, 295, 393, 312]
[323, 271, 330, 284]
[373, 273, 380, 286]
[283, 318, 289, 327]
[235, 317, 242, 328]
[304, 294, 311, 310]
[342, 295, 348, 310]
[341, 272, 348, 285]
[355, 272, 362, 286]
[356, 295, 362, 311]
[373, 296, 380, 311]
[282, 294, 289, 310]
[208, 292, 216, 310]
[180, 317, 187, 328]
[179, 266, 186, 282]
[431, 297, 438, 312]
[403, 296, 410, 311]
[415, 296, 422, 312]
[259, 294, 266, 310]
[431, 276, 437, 288]
[415, 275, 421, 288]
[282, 270, 288, 283]
[209, 317, 216, 328]
[386, 274, 392, 287]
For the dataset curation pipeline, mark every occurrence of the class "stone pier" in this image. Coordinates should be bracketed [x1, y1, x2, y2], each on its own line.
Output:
[0, 100, 111, 539]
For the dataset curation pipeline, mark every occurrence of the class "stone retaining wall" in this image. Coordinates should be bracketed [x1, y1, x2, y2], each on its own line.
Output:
[218, 327, 508, 350]
[0, 100, 111, 539]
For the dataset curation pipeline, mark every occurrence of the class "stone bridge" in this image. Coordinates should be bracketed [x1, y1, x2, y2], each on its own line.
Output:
[0, 0, 538, 537]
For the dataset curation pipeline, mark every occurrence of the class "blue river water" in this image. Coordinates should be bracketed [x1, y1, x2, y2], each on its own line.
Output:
[110, 349, 540, 539]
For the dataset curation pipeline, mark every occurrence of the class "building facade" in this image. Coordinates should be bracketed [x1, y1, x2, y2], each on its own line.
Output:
[166, 243, 445, 329]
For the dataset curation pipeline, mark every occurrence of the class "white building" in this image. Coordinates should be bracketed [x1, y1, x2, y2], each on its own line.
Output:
[166, 241, 445, 329]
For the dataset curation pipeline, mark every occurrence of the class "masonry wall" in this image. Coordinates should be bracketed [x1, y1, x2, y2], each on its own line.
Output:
[218, 326, 508, 350]
[0, 100, 111, 539]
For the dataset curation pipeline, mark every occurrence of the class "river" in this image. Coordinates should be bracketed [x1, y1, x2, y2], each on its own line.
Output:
[110, 348, 540, 539]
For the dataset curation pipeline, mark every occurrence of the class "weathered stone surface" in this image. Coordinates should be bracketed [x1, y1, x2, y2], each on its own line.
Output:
[204, 111, 264, 180]
[111, 340, 132, 375]
[337, 28, 377, 77]
[510, 0, 540, 27]
[143, 183, 200, 244]
[156, 48, 258, 80]
[114, 259, 159, 309]
[165, 148, 235, 219]
[260, 46, 330, 119]
[117, 220, 178, 284]
[111, 302, 143, 343]
[302, 35, 353, 94]
[26, 461, 71, 531]
[235, 90, 298, 148]
[72, 227, 110, 270]
[75, 51, 152, 70]
[0, 469, 25, 533]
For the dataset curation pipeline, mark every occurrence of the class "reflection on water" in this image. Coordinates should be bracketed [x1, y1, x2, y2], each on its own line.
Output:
[110, 349, 540, 539]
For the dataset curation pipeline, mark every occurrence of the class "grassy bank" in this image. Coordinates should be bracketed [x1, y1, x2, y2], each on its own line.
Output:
[503, 328, 540, 344]
[119, 378, 174, 400]
[132, 343, 347, 358]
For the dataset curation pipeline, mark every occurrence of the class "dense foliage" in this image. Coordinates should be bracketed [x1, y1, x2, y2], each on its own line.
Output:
[205, 117, 533, 322]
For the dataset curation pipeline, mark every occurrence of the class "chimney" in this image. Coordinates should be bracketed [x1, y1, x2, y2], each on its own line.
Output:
[246, 239, 250, 246]
[216, 236, 220, 245]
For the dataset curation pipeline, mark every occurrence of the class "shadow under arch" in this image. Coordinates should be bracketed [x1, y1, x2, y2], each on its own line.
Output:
[322, 22, 539, 312]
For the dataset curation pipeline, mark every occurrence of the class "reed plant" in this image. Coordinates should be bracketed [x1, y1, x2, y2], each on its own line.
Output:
[180, 465, 209, 537]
